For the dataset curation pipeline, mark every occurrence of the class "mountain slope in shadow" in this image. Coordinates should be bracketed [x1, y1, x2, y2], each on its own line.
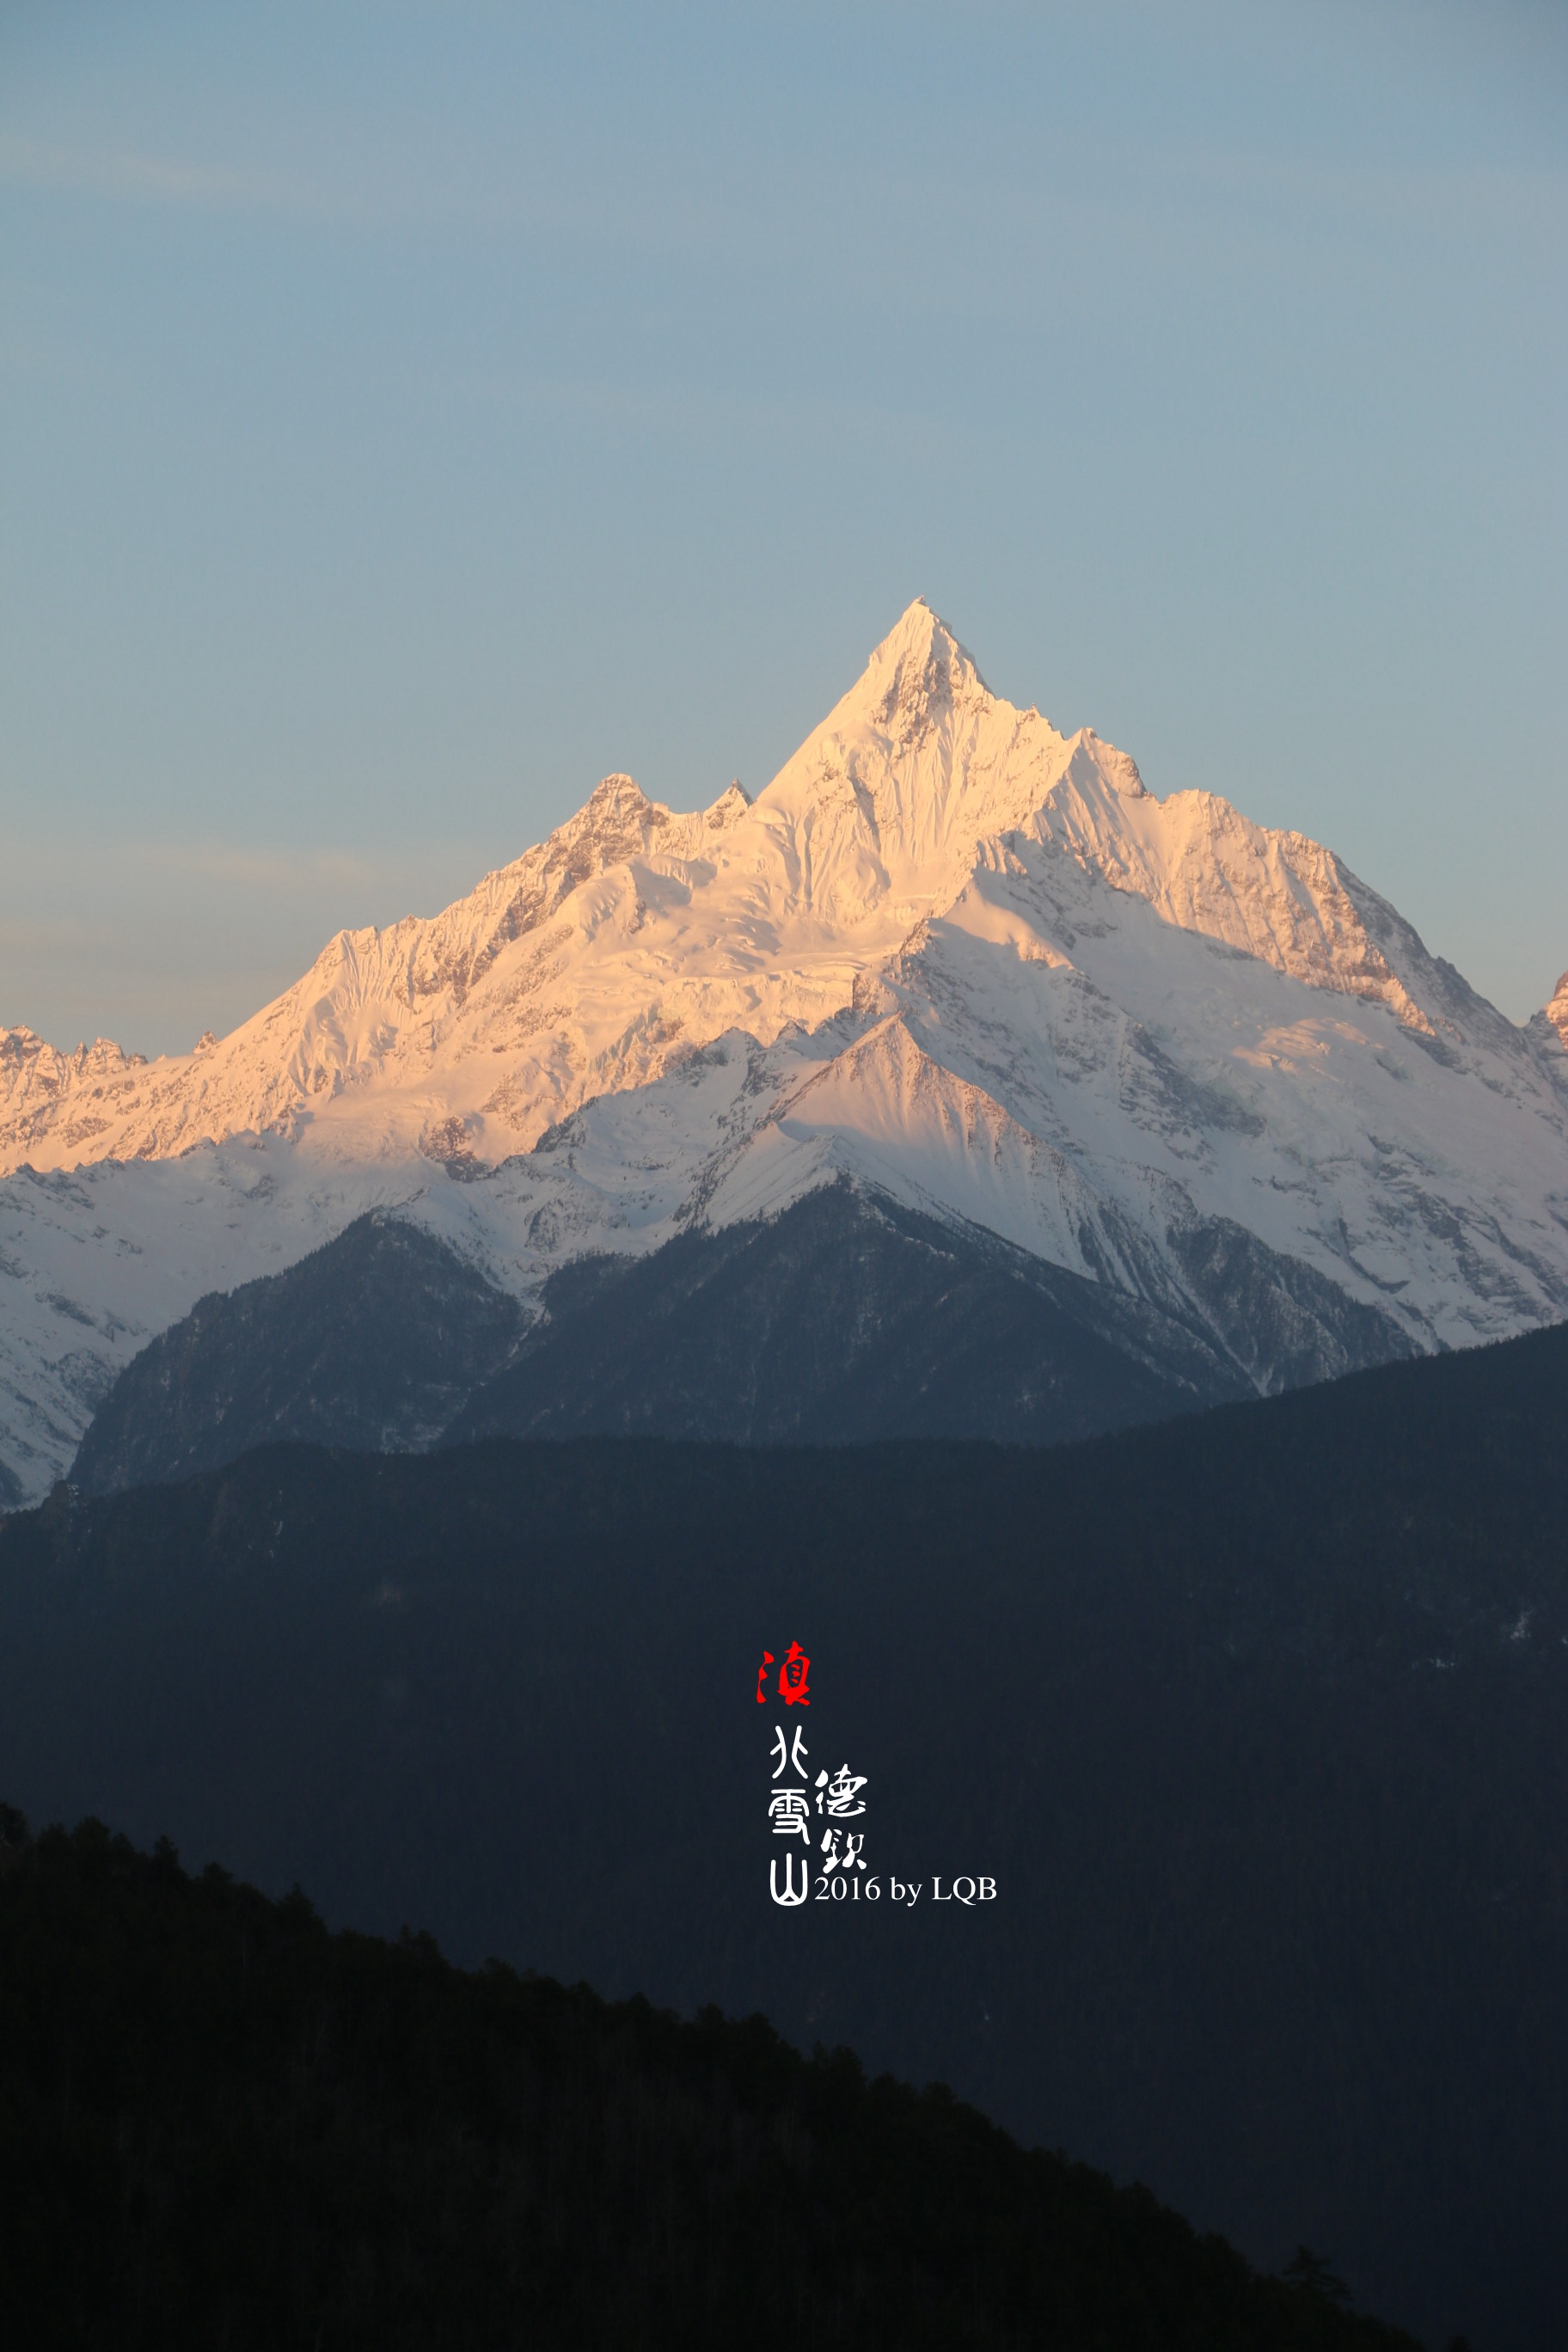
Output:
[70, 1212, 526, 1497]
[73, 1181, 1421, 1495]
[0, 1810, 1417, 2351]
[9, 1317, 1568, 2344]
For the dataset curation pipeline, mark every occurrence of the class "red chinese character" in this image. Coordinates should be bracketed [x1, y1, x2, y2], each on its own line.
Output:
[756, 1650, 775, 1704]
[779, 1642, 811, 1707]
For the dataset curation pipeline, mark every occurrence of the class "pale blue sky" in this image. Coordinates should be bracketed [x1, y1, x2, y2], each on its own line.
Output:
[3, 1, 1564, 1053]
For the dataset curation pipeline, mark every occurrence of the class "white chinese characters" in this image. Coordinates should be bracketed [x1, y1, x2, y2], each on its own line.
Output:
[765, 1717, 872, 1895]
[767, 1786, 812, 1842]
[820, 1828, 867, 1874]
[815, 1766, 867, 1818]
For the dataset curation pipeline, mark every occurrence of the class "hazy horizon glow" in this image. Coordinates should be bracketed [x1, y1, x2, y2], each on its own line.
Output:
[3, 0, 1565, 1055]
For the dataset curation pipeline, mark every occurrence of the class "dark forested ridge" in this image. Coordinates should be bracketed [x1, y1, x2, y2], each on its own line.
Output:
[7, 1317, 1568, 2345]
[70, 1211, 526, 1498]
[71, 1183, 1416, 1496]
[440, 1185, 1307, 1445]
[0, 1810, 1418, 2352]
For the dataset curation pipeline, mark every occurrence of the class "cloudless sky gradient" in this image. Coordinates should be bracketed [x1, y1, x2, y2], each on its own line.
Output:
[2, 0, 1564, 1053]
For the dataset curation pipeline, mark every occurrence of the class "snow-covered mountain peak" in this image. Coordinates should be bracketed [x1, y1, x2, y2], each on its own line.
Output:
[0, 601, 1556, 1188]
[747, 601, 1081, 927]
[1546, 970, 1568, 1049]
[852, 596, 989, 724]
[3, 599, 1567, 1502]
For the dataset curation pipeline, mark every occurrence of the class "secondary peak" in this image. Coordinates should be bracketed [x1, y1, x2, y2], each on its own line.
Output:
[1545, 969, 1568, 1049]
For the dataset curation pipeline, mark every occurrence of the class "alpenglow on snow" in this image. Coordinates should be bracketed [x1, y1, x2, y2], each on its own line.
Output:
[3, 600, 1566, 1501]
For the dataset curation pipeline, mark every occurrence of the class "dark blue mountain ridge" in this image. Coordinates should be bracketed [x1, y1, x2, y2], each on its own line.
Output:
[70, 1179, 1415, 1495]
[6, 1315, 1567, 2343]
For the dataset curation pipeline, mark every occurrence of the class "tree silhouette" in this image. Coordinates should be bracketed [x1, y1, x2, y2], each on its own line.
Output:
[1283, 2247, 1352, 2306]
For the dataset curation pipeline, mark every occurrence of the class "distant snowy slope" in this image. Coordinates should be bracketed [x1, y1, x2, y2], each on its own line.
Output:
[3, 602, 1566, 1503]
